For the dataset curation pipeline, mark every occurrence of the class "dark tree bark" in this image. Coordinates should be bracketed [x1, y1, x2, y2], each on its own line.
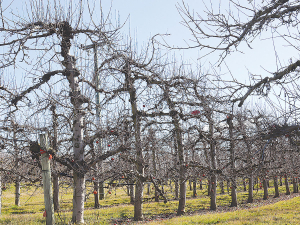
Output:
[247, 175, 254, 203]
[293, 177, 298, 193]
[174, 179, 179, 200]
[193, 179, 197, 197]
[227, 115, 237, 207]
[93, 179, 100, 209]
[243, 179, 247, 191]
[207, 180, 211, 196]
[149, 129, 159, 202]
[130, 181, 135, 205]
[227, 180, 230, 194]
[13, 124, 20, 206]
[263, 178, 269, 200]
[53, 173, 60, 212]
[274, 176, 280, 198]
[163, 88, 186, 215]
[284, 175, 290, 195]
[124, 61, 145, 221]
[51, 105, 59, 212]
[220, 180, 224, 194]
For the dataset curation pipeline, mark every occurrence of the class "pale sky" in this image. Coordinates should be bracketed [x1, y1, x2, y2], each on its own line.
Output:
[4, 0, 300, 117]
[101, 0, 298, 77]
[5, 0, 297, 78]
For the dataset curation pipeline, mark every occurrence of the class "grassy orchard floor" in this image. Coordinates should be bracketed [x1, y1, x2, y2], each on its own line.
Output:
[145, 194, 300, 225]
[0, 180, 299, 224]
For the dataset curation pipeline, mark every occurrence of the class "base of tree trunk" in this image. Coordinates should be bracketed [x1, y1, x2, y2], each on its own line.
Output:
[247, 198, 253, 203]
[177, 210, 185, 216]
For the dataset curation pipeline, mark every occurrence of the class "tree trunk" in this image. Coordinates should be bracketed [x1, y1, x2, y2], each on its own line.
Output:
[263, 178, 268, 200]
[199, 179, 203, 190]
[150, 129, 158, 202]
[274, 176, 279, 198]
[207, 180, 211, 196]
[99, 182, 104, 200]
[51, 105, 59, 212]
[280, 176, 283, 186]
[147, 183, 150, 195]
[60, 21, 86, 224]
[155, 188, 159, 202]
[240, 118, 253, 202]
[228, 115, 237, 207]
[227, 180, 230, 194]
[177, 152, 186, 214]
[72, 172, 85, 223]
[193, 179, 197, 197]
[15, 176, 20, 206]
[209, 114, 217, 210]
[285, 175, 290, 195]
[53, 173, 60, 212]
[247, 175, 253, 203]
[210, 174, 217, 210]
[177, 178, 186, 215]
[230, 182, 238, 207]
[124, 60, 144, 221]
[293, 177, 298, 193]
[93, 43, 104, 203]
[220, 180, 224, 194]
[243, 179, 247, 191]
[169, 180, 173, 192]
[130, 182, 135, 204]
[164, 89, 186, 216]
[174, 179, 179, 199]
[93, 180, 100, 208]
[134, 179, 143, 220]
[13, 127, 20, 206]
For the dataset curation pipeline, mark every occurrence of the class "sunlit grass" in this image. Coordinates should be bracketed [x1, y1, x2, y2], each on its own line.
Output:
[0, 179, 298, 224]
[145, 196, 300, 225]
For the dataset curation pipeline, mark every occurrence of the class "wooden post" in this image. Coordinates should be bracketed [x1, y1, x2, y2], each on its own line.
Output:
[40, 133, 55, 225]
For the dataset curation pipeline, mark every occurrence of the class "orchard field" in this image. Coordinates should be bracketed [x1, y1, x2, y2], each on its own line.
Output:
[1, 0, 300, 224]
[0, 178, 300, 224]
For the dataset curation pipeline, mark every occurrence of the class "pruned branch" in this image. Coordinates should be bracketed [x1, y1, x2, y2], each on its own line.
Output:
[11, 70, 64, 105]
[234, 60, 300, 107]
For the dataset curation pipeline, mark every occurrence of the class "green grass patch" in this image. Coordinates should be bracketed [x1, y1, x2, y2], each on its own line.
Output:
[146, 196, 300, 225]
[0, 180, 298, 224]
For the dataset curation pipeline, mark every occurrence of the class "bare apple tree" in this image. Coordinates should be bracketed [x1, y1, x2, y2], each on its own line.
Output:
[0, 0, 134, 223]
